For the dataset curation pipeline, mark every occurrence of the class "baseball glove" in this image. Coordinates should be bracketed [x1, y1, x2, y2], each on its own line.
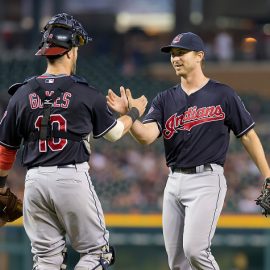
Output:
[0, 188, 23, 222]
[255, 178, 270, 217]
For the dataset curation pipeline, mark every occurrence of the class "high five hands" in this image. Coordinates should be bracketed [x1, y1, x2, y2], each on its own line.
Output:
[107, 86, 148, 117]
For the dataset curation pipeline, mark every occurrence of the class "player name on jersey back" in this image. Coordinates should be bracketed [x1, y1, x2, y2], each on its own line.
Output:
[29, 91, 72, 109]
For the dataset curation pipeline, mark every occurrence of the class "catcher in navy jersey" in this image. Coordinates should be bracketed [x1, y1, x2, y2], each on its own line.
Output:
[107, 32, 270, 270]
[0, 13, 147, 270]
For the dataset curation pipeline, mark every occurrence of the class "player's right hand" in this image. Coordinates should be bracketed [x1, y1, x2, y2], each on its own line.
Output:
[126, 88, 148, 117]
[106, 86, 129, 115]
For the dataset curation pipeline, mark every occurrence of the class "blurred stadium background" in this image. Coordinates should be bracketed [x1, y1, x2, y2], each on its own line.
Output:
[1, 0, 270, 269]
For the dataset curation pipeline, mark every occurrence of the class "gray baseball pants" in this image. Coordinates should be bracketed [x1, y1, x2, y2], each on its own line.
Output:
[23, 162, 109, 270]
[162, 164, 227, 270]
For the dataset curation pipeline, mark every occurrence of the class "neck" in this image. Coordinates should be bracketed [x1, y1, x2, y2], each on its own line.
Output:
[180, 70, 209, 95]
[45, 55, 72, 75]
[46, 65, 71, 76]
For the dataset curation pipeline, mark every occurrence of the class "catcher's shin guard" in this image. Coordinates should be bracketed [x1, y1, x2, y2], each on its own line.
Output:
[91, 245, 116, 270]
[106, 245, 115, 266]
[60, 247, 68, 269]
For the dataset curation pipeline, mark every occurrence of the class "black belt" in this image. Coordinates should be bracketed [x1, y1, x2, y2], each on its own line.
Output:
[57, 165, 76, 168]
[172, 164, 213, 174]
[28, 164, 76, 170]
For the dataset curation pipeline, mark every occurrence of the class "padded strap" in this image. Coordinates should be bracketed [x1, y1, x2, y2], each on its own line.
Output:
[25, 130, 83, 143]
[24, 77, 84, 142]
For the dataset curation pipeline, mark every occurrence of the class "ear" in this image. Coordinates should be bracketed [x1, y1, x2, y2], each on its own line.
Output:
[66, 50, 72, 59]
[197, 51, 205, 61]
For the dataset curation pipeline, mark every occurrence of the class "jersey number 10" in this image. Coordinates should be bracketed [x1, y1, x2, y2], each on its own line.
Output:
[35, 114, 68, 152]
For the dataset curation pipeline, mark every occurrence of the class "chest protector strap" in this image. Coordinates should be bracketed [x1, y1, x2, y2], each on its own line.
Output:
[38, 90, 62, 140]
[25, 77, 82, 142]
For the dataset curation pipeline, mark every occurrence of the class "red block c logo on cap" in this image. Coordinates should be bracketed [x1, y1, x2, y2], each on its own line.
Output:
[172, 34, 183, 44]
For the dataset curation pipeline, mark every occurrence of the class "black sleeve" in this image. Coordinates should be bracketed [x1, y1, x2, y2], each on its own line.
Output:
[92, 93, 117, 138]
[142, 94, 163, 136]
[0, 97, 22, 149]
[224, 89, 255, 138]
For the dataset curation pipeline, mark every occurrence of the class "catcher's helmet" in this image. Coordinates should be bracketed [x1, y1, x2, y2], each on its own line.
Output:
[36, 13, 92, 56]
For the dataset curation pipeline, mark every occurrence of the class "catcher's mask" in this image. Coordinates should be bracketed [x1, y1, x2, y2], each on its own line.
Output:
[35, 13, 92, 56]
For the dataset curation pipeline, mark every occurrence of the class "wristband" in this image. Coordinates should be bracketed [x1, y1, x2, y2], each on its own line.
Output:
[126, 107, 140, 123]
[0, 175, 7, 188]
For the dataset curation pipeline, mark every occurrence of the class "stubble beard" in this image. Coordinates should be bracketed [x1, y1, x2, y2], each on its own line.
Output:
[175, 68, 185, 77]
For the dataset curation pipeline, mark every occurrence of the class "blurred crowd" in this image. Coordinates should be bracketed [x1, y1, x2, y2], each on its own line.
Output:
[3, 128, 269, 215]
[1, 26, 270, 71]
[1, 27, 270, 215]
[90, 137, 268, 214]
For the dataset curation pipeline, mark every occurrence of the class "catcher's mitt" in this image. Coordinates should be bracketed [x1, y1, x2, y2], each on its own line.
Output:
[0, 188, 23, 222]
[255, 178, 270, 217]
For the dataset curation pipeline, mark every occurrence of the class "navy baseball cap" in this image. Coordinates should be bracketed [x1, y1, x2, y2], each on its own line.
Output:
[161, 32, 205, 53]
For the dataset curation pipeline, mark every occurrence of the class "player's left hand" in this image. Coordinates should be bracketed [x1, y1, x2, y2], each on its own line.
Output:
[255, 177, 270, 217]
[0, 188, 23, 223]
[106, 86, 128, 115]
[126, 89, 148, 117]
[0, 187, 8, 226]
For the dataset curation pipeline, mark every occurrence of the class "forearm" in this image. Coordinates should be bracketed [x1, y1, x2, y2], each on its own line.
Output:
[0, 170, 9, 194]
[0, 145, 16, 189]
[241, 129, 270, 178]
[118, 115, 135, 136]
[103, 117, 132, 142]
[0, 170, 10, 193]
[0, 169, 9, 177]
[130, 121, 148, 144]
[130, 121, 159, 145]
[0, 176, 8, 194]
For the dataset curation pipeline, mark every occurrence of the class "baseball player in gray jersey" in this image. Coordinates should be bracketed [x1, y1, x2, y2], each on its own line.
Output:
[0, 13, 147, 270]
[107, 32, 270, 270]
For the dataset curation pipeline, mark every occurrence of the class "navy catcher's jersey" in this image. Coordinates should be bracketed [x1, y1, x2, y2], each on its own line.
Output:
[143, 80, 255, 168]
[0, 74, 116, 167]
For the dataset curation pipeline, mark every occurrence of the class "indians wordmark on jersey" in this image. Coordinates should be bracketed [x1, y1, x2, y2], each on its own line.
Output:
[163, 105, 225, 139]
